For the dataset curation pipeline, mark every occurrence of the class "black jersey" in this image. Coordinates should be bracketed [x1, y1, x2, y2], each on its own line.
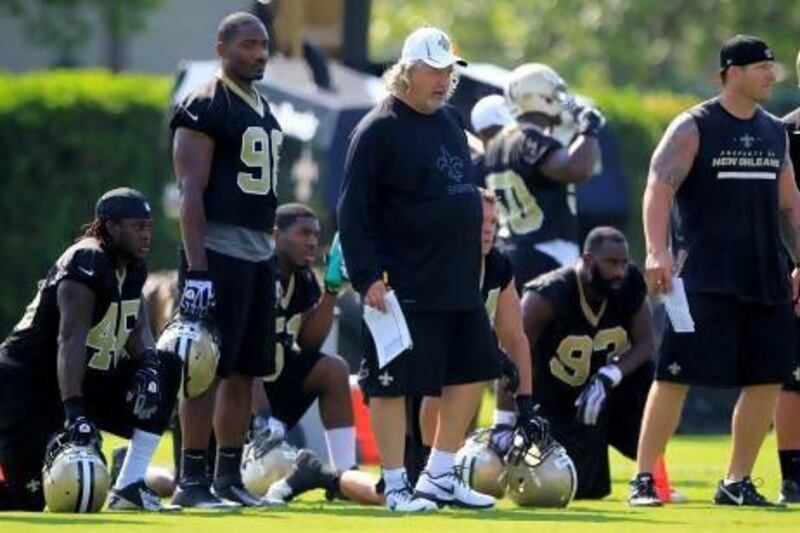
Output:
[482, 123, 578, 245]
[275, 267, 321, 358]
[675, 98, 788, 304]
[782, 108, 800, 186]
[482, 247, 514, 329]
[170, 73, 283, 233]
[0, 238, 147, 376]
[525, 265, 646, 412]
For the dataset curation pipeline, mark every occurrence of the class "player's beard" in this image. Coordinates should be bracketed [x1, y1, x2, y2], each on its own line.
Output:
[590, 264, 623, 300]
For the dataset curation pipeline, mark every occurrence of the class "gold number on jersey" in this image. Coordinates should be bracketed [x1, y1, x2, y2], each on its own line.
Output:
[86, 300, 140, 371]
[237, 126, 283, 195]
[263, 313, 303, 383]
[485, 170, 544, 237]
[550, 327, 629, 387]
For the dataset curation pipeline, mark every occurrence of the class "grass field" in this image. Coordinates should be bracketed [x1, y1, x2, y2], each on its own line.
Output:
[1, 431, 797, 532]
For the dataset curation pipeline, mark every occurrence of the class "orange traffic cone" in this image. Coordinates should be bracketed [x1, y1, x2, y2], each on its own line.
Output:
[653, 454, 672, 502]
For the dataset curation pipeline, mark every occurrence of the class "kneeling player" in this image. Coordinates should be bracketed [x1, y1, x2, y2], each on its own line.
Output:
[0, 189, 181, 512]
[496, 227, 655, 499]
[247, 204, 356, 503]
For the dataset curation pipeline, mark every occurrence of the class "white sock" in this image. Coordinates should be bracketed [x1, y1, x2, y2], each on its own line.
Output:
[114, 429, 160, 490]
[493, 409, 517, 427]
[270, 478, 294, 499]
[425, 448, 455, 478]
[324, 426, 356, 471]
[383, 467, 407, 492]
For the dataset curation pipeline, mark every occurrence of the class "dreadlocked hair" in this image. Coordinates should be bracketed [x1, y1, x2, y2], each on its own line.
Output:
[78, 218, 110, 244]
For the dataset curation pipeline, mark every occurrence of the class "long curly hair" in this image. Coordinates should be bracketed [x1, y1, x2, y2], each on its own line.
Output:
[78, 218, 111, 245]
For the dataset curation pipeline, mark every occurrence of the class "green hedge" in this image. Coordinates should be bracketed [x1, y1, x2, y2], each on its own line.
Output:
[0, 70, 700, 334]
[0, 70, 176, 334]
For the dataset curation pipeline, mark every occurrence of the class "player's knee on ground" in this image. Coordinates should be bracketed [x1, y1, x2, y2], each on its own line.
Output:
[130, 350, 182, 435]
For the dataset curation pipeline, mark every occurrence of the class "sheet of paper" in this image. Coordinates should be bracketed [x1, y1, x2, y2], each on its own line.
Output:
[662, 277, 695, 333]
[363, 290, 413, 369]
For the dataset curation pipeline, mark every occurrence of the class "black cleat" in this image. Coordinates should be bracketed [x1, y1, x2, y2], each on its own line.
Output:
[108, 479, 181, 512]
[714, 477, 784, 507]
[172, 481, 240, 510]
[629, 473, 663, 507]
[779, 479, 800, 504]
[213, 480, 276, 508]
[266, 449, 339, 503]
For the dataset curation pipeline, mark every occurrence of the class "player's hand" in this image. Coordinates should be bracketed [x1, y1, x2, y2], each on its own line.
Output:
[364, 280, 388, 312]
[180, 271, 215, 319]
[64, 416, 101, 448]
[324, 232, 348, 294]
[250, 415, 287, 458]
[489, 423, 515, 455]
[791, 267, 800, 316]
[498, 349, 521, 394]
[515, 395, 550, 446]
[127, 350, 162, 421]
[645, 249, 673, 294]
[574, 365, 621, 425]
[576, 107, 606, 137]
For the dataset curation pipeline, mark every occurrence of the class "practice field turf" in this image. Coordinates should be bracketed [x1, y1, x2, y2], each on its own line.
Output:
[2, 432, 797, 532]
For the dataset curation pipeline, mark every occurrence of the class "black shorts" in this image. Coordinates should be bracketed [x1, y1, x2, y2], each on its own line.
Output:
[657, 291, 795, 387]
[541, 362, 653, 499]
[263, 349, 324, 429]
[180, 249, 277, 378]
[359, 307, 500, 398]
[500, 240, 564, 293]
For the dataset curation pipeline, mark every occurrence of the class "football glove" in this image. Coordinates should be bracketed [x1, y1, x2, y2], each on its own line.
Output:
[63, 416, 101, 449]
[250, 414, 287, 459]
[515, 395, 550, 446]
[180, 271, 215, 319]
[576, 106, 606, 137]
[574, 364, 622, 425]
[324, 232, 348, 294]
[127, 350, 161, 421]
[498, 348, 521, 394]
[489, 423, 515, 455]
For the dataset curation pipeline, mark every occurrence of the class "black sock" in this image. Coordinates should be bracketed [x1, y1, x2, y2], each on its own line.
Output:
[181, 449, 208, 485]
[778, 450, 800, 482]
[214, 446, 243, 487]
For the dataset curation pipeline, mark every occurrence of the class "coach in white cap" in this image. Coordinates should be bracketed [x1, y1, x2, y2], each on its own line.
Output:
[338, 27, 525, 512]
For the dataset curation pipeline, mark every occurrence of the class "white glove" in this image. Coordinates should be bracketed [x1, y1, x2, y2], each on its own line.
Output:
[180, 272, 215, 318]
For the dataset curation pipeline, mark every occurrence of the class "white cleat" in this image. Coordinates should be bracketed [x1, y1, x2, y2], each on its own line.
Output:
[385, 484, 439, 513]
[414, 469, 495, 509]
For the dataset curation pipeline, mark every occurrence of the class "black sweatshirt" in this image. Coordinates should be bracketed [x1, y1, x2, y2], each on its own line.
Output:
[337, 96, 483, 312]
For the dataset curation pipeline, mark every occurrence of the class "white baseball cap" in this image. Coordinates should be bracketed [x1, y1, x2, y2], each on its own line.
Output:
[471, 94, 513, 132]
[400, 27, 467, 69]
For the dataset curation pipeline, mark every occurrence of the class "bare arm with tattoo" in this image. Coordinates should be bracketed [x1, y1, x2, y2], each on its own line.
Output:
[642, 112, 699, 294]
[777, 138, 800, 309]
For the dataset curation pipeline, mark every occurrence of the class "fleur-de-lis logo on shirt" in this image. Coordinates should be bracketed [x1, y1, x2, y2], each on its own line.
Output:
[437, 146, 464, 182]
[739, 134, 755, 149]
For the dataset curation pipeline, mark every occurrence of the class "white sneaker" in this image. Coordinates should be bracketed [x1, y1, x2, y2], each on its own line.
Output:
[385, 484, 439, 512]
[108, 480, 181, 512]
[414, 469, 495, 509]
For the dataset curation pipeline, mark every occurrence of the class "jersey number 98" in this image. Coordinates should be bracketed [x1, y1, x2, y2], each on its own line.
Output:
[237, 126, 283, 195]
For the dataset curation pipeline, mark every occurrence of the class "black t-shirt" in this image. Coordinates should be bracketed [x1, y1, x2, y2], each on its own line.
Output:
[675, 98, 788, 304]
[275, 267, 321, 357]
[338, 96, 483, 312]
[170, 73, 283, 233]
[524, 265, 646, 414]
[482, 123, 579, 245]
[0, 238, 147, 378]
[482, 247, 514, 328]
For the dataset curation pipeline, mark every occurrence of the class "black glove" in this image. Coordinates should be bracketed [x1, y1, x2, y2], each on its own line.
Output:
[574, 371, 614, 425]
[180, 271, 215, 318]
[498, 348, 520, 393]
[515, 394, 549, 446]
[576, 106, 606, 137]
[63, 397, 101, 448]
[127, 349, 161, 421]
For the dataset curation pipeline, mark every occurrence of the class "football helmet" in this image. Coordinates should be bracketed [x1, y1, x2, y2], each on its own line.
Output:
[156, 317, 220, 398]
[42, 432, 110, 513]
[455, 428, 508, 498]
[241, 439, 298, 497]
[505, 63, 572, 119]
[505, 430, 577, 508]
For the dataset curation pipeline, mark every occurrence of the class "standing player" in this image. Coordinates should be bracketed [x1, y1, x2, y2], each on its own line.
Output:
[776, 49, 800, 504]
[170, 12, 283, 508]
[501, 227, 655, 499]
[0, 188, 181, 511]
[483, 63, 604, 291]
[633, 35, 800, 507]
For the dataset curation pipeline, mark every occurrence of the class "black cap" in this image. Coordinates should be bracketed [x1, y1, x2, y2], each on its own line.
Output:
[95, 187, 152, 220]
[720, 35, 774, 72]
